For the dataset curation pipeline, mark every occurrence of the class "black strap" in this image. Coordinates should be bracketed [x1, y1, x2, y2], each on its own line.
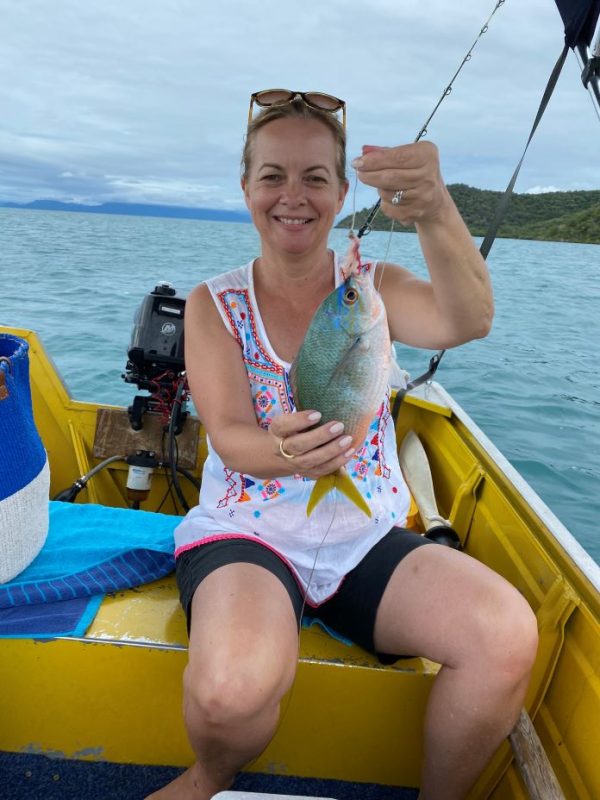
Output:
[479, 43, 569, 258]
[392, 43, 570, 426]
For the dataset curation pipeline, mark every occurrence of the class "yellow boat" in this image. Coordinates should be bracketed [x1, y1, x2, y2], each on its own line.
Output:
[1, 324, 599, 799]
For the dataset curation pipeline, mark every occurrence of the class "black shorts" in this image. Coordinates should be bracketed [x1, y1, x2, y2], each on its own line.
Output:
[176, 527, 433, 662]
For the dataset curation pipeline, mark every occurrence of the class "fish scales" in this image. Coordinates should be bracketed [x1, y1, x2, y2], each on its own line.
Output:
[289, 269, 391, 516]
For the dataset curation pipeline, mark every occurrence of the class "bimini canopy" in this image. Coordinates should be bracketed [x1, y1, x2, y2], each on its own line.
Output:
[553, 0, 600, 48]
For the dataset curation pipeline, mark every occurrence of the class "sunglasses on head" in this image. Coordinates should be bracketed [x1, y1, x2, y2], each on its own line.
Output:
[248, 89, 346, 129]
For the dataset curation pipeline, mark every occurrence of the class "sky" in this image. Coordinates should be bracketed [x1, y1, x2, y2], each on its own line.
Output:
[2, 0, 600, 214]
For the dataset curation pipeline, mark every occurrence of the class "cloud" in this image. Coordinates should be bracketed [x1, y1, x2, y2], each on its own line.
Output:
[525, 185, 562, 194]
[1, 0, 599, 207]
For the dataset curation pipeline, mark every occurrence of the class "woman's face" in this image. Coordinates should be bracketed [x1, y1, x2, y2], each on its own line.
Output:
[242, 116, 348, 258]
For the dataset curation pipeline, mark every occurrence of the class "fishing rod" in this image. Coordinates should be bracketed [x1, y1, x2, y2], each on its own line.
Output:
[356, 0, 507, 239]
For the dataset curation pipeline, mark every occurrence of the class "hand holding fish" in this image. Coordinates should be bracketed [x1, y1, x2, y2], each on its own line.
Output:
[269, 411, 356, 480]
[351, 141, 451, 227]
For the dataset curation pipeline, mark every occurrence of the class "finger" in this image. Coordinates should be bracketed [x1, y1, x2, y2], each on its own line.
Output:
[354, 166, 427, 192]
[362, 144, 386, 155]
[352, 141, 439, 173]
[269, 409, 322, 440]
[300, 442, 356, 479]
[379, 187, 416, 206]
[380, 189, 424, 219]
[276, 419, 348, 460]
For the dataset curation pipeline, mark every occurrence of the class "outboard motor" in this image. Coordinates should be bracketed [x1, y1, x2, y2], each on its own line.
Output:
[123, 281, 188, 431]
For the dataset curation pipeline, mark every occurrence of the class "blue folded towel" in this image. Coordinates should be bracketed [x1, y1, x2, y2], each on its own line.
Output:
[0, 501, 180, 638]
[301, 615, 353, 647]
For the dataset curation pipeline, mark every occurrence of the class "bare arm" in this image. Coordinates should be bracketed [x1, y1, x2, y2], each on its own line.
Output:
[352, 142, 494, 348]
[184, 283, 356, 479]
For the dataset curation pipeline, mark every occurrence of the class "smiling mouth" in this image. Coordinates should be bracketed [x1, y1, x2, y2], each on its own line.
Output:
[274, 216, 312, 226]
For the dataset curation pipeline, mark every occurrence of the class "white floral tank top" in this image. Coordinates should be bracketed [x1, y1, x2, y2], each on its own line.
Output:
[174, 252, 411, 605]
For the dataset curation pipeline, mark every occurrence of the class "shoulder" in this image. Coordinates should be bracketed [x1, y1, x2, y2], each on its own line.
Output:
[204, 262, 251, 294]
[187, 261, 251, 318]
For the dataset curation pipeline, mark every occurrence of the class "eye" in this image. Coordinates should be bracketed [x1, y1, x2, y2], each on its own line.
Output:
[260, 173, 283, 183]
[343, 287, 359, 305]
[306, 175, 327, 184]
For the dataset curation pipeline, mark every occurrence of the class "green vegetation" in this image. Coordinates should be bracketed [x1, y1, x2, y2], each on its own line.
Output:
[337, 184, 600, 244]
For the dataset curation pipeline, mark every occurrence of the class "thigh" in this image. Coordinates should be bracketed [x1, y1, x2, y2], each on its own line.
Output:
[176, 538, 305, 634]
[373, 543, 531, 666]
[186, 559, 301, 699]
[312, 527, 433, 660]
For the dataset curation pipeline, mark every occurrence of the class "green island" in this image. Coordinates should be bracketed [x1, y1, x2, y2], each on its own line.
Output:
[337, 184, 600, 244]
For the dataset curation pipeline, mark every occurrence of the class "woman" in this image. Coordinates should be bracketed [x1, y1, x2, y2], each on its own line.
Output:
[148, 91, 538, 800]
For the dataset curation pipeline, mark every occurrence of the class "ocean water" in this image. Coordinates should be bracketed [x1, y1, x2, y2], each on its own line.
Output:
[1, 207, 599, 564]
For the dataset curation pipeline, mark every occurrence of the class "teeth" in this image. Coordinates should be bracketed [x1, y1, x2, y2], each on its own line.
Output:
[278, 217, 309, 225]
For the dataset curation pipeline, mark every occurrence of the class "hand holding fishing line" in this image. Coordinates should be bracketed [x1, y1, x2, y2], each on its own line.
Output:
[351, 141, 450, 227]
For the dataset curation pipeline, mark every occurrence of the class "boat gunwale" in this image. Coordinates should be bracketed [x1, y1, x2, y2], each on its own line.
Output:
[414, 381, 600, 595]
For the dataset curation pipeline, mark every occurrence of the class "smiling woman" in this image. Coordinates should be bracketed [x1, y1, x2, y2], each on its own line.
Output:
[137, 92, 543, 800]
[240, 113, 348, 264]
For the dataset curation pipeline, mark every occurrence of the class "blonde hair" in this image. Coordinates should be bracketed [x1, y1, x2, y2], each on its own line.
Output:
[242, 99, 347, 184]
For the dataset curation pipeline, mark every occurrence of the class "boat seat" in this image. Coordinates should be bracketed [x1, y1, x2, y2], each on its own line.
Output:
[0, 506, 438, 782]
[85, 569, 439, 676]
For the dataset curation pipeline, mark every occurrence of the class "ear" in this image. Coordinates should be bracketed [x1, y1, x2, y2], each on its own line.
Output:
[241, 176, 250, 207]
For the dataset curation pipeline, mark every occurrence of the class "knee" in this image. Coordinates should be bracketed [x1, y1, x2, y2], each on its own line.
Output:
[477, 588, 538, 682]
[183, 656, 292, 730]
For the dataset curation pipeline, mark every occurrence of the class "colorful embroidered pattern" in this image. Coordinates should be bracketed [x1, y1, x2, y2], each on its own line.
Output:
[258, 479, 285, 501]
[213, 264, 391, 512]
[217, 469, 239, 508]
[217, 288, 294, 426]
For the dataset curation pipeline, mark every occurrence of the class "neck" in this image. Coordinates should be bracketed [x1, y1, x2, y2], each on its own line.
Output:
[255, 246, 335, 294]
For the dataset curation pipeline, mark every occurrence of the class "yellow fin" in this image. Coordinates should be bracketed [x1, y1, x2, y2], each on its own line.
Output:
[306, 470, 372, 518]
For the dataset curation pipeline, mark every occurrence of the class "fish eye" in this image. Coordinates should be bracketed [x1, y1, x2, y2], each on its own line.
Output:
[343, 287, 359, 305]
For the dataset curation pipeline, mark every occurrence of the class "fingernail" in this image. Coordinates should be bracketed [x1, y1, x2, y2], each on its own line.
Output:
[350, 157, 363, 169]
[344, 448, 355, 458]
[329, 422, 344, 434]
[339, 435, 352, 448]
[308, 411, 322, 421]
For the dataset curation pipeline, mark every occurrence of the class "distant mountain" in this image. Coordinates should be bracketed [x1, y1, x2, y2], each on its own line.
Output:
[337, 184, 600, 244]
[506, 202, 600, 244]
[0, 199, 252, 223]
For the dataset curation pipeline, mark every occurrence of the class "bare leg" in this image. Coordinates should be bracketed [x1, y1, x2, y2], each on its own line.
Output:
[373, 544, 538, 800]
[146, 563, 300, 800]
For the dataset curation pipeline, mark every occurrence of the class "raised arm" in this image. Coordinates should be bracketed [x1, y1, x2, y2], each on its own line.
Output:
[184, 284, 355, 479]
[352, 142, 494, 349]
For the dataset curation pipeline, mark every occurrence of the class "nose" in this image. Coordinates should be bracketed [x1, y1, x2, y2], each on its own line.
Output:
[280, 179, 305, 206]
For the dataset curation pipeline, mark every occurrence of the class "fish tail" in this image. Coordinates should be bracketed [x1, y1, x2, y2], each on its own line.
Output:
[306, 471, 372, 518]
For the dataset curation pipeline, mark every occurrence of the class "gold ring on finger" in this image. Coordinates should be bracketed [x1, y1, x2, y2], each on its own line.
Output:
[279, 438, 296, 459]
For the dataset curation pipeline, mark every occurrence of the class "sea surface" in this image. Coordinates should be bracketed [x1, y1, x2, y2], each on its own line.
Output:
[1, 207, 599, 564]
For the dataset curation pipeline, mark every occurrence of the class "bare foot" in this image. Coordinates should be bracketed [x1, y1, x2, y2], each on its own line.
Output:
[144, 762, 232, 800]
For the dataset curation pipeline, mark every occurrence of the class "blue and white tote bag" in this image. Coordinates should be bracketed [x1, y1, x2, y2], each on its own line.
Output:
[0, 334, 50, 583]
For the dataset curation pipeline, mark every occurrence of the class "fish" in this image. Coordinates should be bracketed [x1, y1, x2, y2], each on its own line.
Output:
[289, 236, 391, 517]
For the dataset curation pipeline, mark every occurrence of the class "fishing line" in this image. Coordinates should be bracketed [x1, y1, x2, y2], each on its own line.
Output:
[273, 492, 339, 732]
[349, 168, 360, 233]
[242, 492, 339, 772]
[251, 0, 508, 766]
[355, 0, 507, 241]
